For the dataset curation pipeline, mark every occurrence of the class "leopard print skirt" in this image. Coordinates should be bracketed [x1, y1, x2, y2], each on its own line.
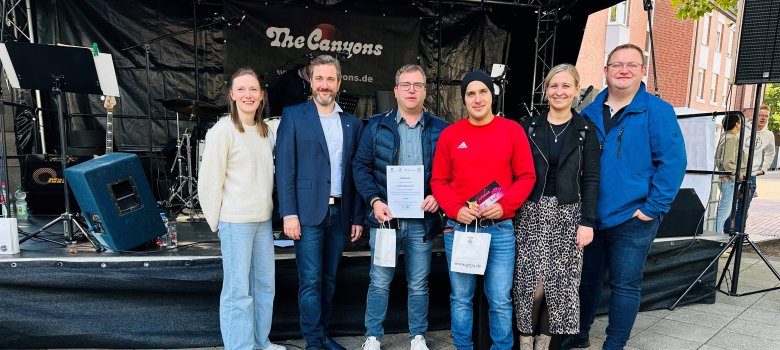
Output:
[513, 195, 583, 334]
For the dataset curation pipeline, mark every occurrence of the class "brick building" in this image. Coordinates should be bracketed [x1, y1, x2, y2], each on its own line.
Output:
[575, 0, 758, 112]
[574, 1, 767, 232]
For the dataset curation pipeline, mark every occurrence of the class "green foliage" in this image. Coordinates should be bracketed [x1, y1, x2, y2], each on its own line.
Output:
[671, 0, 738, 20]
[765, 84, 780, 134]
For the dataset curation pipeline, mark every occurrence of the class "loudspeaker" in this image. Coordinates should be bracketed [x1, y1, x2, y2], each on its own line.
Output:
[64, 153, 165, 251]
[733, 0, 780, 84]
[23, 154, 82, 214]
[656, 188, 705, 238]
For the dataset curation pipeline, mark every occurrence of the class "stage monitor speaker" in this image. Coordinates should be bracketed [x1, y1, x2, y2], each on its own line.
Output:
[733, 0, 780, 84]
[64, 153, 165, 251]
[656, 188, 705, 238]
[23, 154, 82, 214]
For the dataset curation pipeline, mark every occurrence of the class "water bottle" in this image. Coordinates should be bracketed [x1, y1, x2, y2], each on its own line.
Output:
[167, 215, 178, 248]
[157, 213, 169, 248]
[14, 188, 27, 221]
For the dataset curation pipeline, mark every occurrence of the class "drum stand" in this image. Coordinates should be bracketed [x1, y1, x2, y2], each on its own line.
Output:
[162, 113, 201, 221]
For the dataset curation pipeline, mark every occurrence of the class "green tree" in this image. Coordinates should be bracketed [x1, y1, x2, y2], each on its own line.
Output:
[764, 83, 780, 134]
[671, 0, 738, 19]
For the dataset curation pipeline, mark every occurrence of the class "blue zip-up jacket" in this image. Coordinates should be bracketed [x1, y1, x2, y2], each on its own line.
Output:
[352, 108, 449, 241]
[580, 82, 687, 229]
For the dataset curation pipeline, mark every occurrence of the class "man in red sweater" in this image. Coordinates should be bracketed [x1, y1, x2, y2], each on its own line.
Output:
[431, 70, 535, 349]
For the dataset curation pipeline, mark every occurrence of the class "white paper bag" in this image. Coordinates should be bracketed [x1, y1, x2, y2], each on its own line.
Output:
[450, 222, 491, 275]
[373, 223, 397, 267]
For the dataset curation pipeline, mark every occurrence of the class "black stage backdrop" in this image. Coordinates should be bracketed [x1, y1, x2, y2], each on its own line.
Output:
[29, 0, 527, 154]
[224, 2, 420, 96]
[22, 0, 618, 153]
[34, 0, 225, 151]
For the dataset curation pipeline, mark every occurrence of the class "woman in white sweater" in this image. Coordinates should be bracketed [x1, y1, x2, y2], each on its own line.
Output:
[198, 68, 284, 350]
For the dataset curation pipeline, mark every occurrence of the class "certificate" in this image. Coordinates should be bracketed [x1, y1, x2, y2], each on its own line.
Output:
[387, 165, 424, 218]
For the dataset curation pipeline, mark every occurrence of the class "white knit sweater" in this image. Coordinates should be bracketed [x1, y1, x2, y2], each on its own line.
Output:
[198, 117, 275, 232]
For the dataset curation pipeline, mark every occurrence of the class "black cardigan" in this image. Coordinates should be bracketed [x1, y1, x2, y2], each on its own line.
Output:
[522, 109, 601, 227]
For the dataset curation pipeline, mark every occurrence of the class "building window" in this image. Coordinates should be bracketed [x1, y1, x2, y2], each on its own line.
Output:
[727, 27, 735, 56]
[722, 78, 729, 108]
[701, 14, 711, 45]
[710, 73, 718, 105]
[608, 1, 629, 25]
[716, 22, 724, 52]
[696, 68, 705, 101]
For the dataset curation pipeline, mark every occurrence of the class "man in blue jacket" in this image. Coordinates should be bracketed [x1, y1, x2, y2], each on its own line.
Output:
[352, 64, 449, 350]
[276, 54, 365, 350]
[565, 44, 687, 350]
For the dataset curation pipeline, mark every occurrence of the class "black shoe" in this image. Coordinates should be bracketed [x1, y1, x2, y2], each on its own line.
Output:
[323, 335, 346, 350]
[560, 335, 590, 350]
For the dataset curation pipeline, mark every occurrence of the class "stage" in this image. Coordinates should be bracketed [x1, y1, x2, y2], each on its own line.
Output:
[0, 215, 721, 348]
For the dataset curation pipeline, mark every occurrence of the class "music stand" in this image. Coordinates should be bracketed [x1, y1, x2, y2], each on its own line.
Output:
[0, 42, 106, 248]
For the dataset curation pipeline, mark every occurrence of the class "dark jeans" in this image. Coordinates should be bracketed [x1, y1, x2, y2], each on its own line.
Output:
[724, 175, 757, 233]
[294, 204, 346, 349]
[577, 217, 660, 350]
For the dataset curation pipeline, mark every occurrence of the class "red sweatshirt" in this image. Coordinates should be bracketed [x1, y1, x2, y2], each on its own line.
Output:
[431, 116, 535, 220]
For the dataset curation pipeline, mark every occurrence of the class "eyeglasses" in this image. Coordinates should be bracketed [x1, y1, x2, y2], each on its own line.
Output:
[606, 62, 644, 71]
[398, 82, 426, 91]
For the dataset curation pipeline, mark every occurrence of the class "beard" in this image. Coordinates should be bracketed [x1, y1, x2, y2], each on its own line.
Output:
[314, 90, 335, 106]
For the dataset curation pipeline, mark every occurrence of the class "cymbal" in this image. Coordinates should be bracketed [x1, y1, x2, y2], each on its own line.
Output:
[160, 98, 224, 117]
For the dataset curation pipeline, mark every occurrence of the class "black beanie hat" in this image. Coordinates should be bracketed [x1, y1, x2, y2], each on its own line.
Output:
[461, 70, 494, 104]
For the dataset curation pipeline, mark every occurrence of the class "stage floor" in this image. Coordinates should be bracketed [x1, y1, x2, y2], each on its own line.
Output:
[5, 214, 755, 262]
[4, 214, 386, 262]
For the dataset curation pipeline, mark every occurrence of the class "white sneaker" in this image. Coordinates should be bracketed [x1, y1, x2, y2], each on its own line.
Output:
[362, 336, 381, 350]
[410, 335, 429, 350]
[261, 344, 286, 350]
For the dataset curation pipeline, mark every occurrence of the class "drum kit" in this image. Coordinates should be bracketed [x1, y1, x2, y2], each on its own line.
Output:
[158, 98, 223, 221]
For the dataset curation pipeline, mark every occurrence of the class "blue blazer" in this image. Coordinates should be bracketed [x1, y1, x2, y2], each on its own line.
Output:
[275, 100, 365, 230]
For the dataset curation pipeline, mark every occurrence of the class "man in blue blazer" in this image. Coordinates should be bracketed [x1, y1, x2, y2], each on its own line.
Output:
[275, 54, 365, 350]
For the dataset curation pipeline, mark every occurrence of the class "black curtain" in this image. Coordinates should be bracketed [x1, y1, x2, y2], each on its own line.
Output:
[34, 0, 225, 152]
[29, 0, 616, 147]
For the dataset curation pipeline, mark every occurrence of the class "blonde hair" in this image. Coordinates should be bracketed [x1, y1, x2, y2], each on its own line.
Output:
[543, 63, 580, 101]
[227, 68, 268, 137]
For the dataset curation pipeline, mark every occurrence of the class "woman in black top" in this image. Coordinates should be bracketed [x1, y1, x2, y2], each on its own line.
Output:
[513, 64, 600, 350]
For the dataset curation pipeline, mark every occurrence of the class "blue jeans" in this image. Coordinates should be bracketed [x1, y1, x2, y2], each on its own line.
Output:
[295, 204, 346, 349]
[715, 179, 735, 234]
[444, 219, 515, 350]
[365, 219, 433, 340]
[577, 217, 659, 350]
[725, 175, 756, 233]
[218, 220, 276, 350]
